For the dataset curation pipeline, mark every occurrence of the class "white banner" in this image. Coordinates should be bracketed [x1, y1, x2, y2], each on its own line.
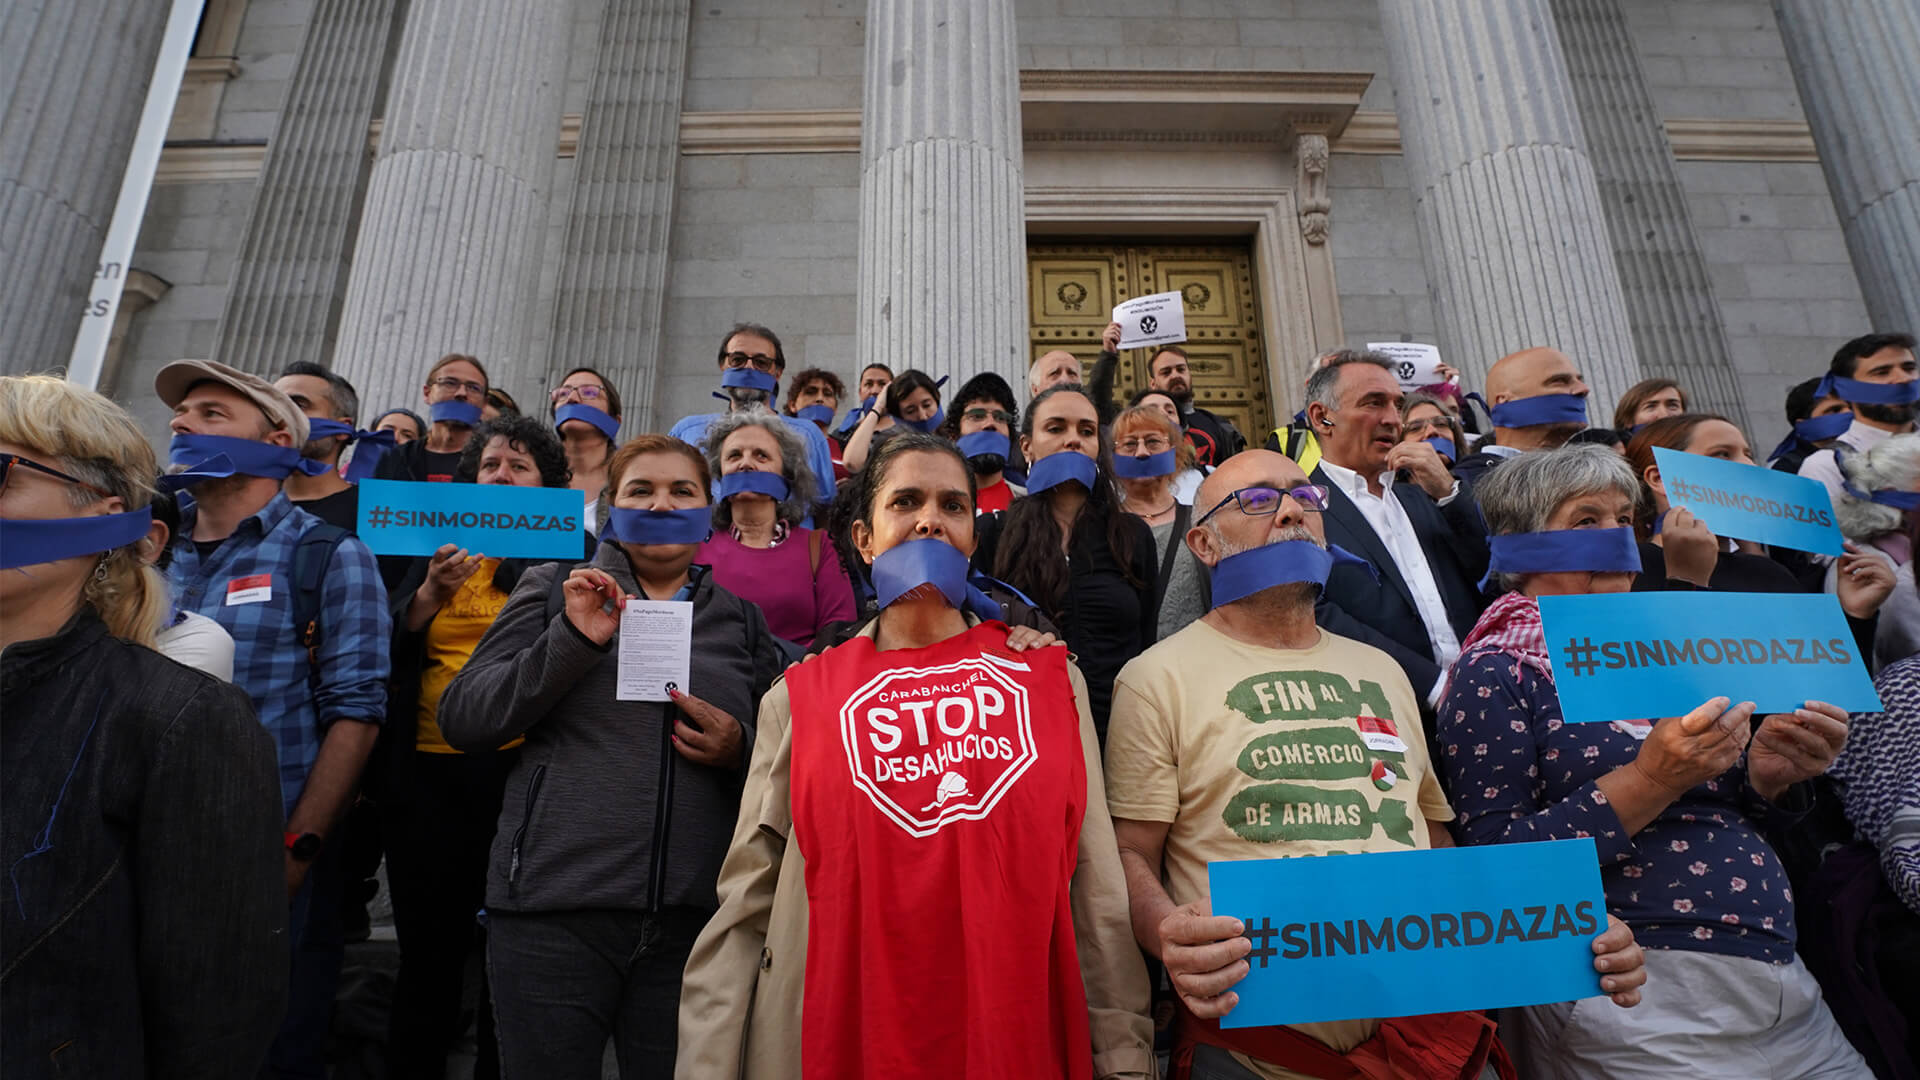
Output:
[1367, 342, 1445, 391]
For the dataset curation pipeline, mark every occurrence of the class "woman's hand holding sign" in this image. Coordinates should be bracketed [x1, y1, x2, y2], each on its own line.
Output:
[1834, 542, 1896, 619]
[406, 544, 486, 631]
[1603, 696, 1754, 834]
[563, 566, 627, 645]
[1747, 700, 1848, 803]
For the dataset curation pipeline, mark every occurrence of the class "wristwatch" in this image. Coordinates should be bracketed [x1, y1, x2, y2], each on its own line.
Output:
[284, 831, 323, 861]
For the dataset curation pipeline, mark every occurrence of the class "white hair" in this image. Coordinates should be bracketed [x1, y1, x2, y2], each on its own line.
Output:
[1834, 433, 1920, 541]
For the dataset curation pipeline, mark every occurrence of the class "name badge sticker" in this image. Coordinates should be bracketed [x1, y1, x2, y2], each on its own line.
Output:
[1356, 714, 1407, 754]
[226, 573, 273, 605]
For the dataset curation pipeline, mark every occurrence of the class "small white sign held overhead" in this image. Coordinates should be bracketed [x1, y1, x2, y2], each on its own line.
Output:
[1113, 290, 1188, 350]
[1368, 342, 1445, 391]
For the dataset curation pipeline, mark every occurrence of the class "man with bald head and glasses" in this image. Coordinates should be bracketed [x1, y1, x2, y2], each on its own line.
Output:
[1105, 449, 1646, 1080]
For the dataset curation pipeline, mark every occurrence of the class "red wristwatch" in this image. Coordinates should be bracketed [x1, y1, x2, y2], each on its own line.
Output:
[284, 831, 323, 861]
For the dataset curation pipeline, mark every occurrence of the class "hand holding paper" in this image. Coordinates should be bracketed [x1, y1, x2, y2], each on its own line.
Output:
[669, 689, 745, 767]
[1834, 543, 1897, 618]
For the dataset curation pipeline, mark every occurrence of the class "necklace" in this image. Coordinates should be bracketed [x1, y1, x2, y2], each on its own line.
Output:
[1133, 499, 1177, 520]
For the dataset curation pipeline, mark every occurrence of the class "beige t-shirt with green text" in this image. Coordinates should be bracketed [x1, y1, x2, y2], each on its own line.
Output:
[1105, 619, 1453, 1080]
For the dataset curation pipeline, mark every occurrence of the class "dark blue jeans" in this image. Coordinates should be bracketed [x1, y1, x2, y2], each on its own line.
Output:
[263, 836, 344, 1079]
[486, 908, 706, 1080]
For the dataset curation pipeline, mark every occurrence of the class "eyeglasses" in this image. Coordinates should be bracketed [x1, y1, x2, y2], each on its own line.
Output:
[1116, 434, 1171, 455]
[722, 352, 779, 374]
[961, 407, 1015, 425]
[0, 452, 115, 499]
[1194, 484, 1330, 527]
[1402, 416, 1442, 435]
[429, 375, 486, 397]
[550, 384, 607, 403]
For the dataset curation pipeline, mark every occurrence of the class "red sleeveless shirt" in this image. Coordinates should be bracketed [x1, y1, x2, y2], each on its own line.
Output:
[788, 622, 1093, 1080]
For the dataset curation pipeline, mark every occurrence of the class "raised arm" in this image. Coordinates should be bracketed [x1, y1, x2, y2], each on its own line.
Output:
[437, 563, 610, 752]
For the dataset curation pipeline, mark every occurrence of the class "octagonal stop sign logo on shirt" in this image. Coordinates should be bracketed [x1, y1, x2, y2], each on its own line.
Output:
[838, 654, 1038, 837]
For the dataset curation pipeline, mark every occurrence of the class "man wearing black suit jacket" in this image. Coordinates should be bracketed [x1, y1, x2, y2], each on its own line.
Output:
[1302, 352, 1490, 711]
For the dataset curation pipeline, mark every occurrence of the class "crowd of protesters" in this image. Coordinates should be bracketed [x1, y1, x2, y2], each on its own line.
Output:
[1, 323, 1916, 1080]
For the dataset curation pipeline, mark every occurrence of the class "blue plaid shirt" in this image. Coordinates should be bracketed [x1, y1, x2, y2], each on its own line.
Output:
[168, 493, 390, 816]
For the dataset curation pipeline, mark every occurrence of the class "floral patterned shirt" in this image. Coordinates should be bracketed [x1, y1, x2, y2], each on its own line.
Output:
[1438, 644, 1800, 964]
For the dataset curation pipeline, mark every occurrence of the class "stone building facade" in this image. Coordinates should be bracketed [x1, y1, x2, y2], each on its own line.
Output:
[5, 0, 1913, 448]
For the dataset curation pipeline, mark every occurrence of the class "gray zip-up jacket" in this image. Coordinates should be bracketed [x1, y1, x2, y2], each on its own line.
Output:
[440, 544, 784, 913]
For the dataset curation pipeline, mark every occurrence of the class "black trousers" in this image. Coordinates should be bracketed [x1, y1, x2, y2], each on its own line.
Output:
[486, 907, 708, 1080]
[382, 748, 518, 1078]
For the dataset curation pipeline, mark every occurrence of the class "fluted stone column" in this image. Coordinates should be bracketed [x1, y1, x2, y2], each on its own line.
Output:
[0, 1, 169, 374]
[211, 0, 403, 378]
[545, 0, 691, 425]
[1552, 0, 1747, 428]
[1377, 0, 1640, 410]
[1773, 1, 1920, 333]
[330, 0, 571, 412]
[856, 0, 1028, 390]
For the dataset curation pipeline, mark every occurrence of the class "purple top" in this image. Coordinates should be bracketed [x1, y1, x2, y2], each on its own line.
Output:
[1438, 645, 1802, 964]
[694, 528, 856, 648]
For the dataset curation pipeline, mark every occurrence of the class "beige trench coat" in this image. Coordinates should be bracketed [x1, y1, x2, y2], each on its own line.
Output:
[675, 622, 1156, 1079]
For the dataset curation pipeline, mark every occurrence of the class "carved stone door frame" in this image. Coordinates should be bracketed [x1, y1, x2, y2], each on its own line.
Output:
[1025, 184, 1342, 429]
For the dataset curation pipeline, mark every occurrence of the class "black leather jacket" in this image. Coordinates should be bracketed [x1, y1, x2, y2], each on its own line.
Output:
[1, 611, 286, 1079]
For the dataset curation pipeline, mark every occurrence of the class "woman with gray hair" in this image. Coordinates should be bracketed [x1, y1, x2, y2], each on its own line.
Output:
[1832, 432, 1920, 669]
[696, 406, 855, 648]
[1434, 444, 1867, 1079]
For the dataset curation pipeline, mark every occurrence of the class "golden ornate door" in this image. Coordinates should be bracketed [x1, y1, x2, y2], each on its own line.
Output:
[1026, 242, 1272, 439]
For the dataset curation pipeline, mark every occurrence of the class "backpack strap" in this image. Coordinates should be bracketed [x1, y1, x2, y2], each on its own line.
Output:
[545, 560, 589, 624]
[1157, 502, 1193, 597]
[291, 524, 349, 689]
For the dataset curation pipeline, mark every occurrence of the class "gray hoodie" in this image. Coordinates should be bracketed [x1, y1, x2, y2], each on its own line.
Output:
[440, 544, 784, 913]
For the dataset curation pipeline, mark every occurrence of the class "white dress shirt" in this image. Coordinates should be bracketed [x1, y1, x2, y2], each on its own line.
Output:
[1319, 459, 1463, 705]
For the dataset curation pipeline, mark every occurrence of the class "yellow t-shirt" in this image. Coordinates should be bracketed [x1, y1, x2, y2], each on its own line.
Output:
[416, 559, 520, 753]
[1104, 618, 1453, 1080]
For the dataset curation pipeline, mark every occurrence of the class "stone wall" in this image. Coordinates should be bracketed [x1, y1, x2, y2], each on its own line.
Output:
[654, 152, 862, 428]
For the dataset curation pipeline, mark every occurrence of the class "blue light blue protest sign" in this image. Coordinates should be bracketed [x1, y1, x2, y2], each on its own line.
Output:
[1537, 591, 1881, 723]
[1654, 447, 1843, 555]
[1209, 839, 1606, 1028]
[356, 479, 585, 559]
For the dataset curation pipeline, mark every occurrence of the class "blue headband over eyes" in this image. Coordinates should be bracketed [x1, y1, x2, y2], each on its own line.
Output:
[167, 433, 332, 486]
[1425, 435, 1457, 462]
[1209, 539, 1375, 609]
[899, 407, 946, 434]
[871, 537, 970, 610]
[1483, 526, 1642, 588]
[715, 470, 790, 502]
[718, 367, 779, 395]
[0, 508, 154, 570]
[555, 404, 620, 443]
[430, 400, 483, 427]
[1024, 450, 1099, 495]
[1475, 392, 1590, 429]
[956, 430, 1011, 461]
[603, 506, 712, 546]
[1815, 374, 1920, 407]
[1766, 410, 1854, 462]
[794, 404, 835, 425]
[305, 417, 398, 481]
[1111, 448, 1177, 479]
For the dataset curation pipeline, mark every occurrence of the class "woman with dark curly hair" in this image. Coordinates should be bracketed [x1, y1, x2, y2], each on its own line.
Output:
[378, 414, 587, 1078]
[989, 385, 1156, 741]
